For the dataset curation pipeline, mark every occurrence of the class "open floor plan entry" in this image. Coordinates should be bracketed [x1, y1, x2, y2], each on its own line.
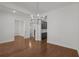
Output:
[0, 2, 79, 57]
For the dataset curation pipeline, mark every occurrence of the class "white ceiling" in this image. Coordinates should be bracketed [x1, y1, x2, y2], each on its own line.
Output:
[0, 2, 77, 16]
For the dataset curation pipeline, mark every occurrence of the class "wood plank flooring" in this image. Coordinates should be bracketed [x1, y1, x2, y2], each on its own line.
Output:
[0, 36, 78, 57]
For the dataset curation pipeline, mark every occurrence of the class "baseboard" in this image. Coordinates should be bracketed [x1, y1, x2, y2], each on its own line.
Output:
[47, 40, 78, 51]
[0, 38, 14, 44]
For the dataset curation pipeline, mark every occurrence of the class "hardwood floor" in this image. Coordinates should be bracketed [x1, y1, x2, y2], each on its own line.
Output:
[0, 36, 78, 57]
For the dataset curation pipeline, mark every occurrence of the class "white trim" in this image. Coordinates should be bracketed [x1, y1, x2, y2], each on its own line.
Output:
[0, 37, 14, 44]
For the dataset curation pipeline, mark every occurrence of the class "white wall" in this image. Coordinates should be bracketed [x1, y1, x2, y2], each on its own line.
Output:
[0, 7, 28, 43]
[42, 3, 79, 52]
[0, 10, 15, 43]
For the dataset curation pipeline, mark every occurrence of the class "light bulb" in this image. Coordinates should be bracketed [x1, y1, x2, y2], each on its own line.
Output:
[13, 10, 16, 13]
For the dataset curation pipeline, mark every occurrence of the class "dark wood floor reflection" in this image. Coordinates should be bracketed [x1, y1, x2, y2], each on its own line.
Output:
[0, 36, 78, 57]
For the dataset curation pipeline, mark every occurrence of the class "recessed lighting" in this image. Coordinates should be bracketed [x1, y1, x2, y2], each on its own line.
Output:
[12, 10, 16, 13]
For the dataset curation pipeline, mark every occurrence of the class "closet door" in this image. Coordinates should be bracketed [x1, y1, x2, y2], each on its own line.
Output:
[15, 20, 25, 37]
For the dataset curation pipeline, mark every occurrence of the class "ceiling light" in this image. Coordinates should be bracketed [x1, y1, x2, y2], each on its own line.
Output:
[13, 10, 16, 13]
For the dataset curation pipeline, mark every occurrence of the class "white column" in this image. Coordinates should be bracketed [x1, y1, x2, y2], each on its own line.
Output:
[35, 19, 41, 41]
